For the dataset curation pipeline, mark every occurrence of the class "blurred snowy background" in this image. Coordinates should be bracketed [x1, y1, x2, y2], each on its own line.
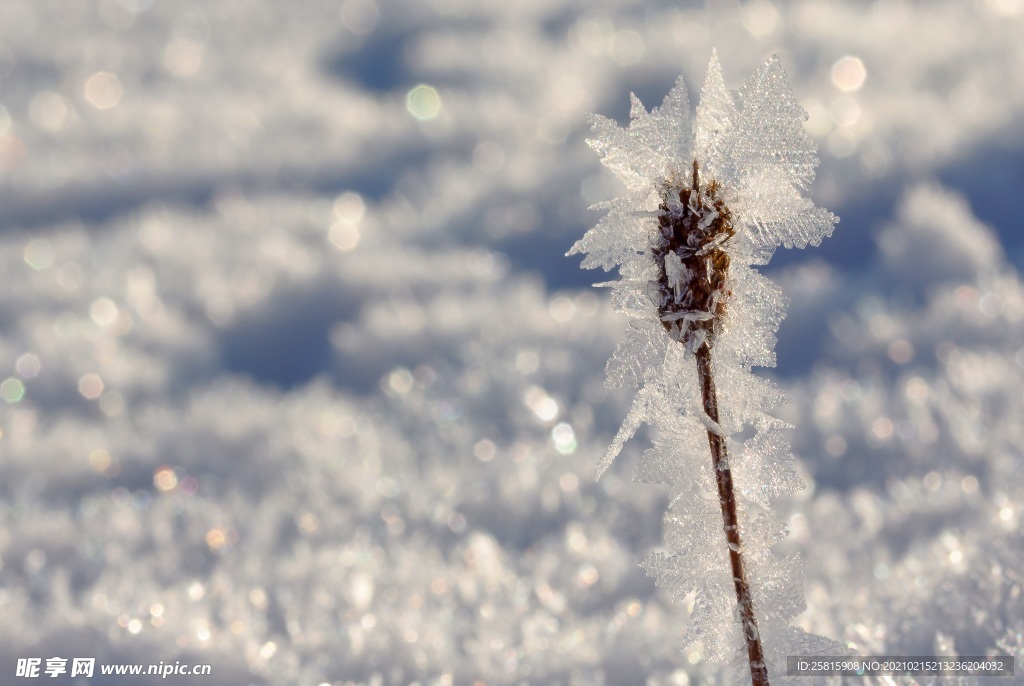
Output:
[1, 0, 1023, 684]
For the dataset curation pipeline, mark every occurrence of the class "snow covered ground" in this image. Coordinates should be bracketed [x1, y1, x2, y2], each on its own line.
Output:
[1, 0, 1023, 684]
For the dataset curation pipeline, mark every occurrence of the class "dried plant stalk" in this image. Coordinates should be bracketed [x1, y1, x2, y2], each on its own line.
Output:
[570, 52, 846, 684]
[656, 159, 768, 685]
[696, 345, 768, 686]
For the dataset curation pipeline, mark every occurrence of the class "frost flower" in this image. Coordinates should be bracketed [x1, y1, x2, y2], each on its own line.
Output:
[570, 52, 845, 684]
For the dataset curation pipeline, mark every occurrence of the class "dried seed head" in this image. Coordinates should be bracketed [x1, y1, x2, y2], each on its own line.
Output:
[654, 159, 734, 349]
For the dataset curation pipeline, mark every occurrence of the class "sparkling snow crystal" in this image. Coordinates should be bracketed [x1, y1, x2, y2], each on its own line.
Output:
[569, 51, 847, 683]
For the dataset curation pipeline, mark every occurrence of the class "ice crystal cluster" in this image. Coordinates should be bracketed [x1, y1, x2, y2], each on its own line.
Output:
[570, 51, 847, 681]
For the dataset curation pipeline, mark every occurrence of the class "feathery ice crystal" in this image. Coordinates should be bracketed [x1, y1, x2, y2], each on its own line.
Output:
[569, 51, 846, 684]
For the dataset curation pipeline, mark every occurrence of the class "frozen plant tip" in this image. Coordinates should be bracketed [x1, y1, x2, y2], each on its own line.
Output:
[569, 52, 848, 684]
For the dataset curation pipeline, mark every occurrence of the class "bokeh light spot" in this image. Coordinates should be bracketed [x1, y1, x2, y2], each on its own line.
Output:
[552, 422, 577, 454]
[576, 563, 599, 588]
[570, 14, 613, 55]
[407, 84, 442, 121]
[24, 239, 55, 270]
[89, 448, 112, 473]
[827, 128, 857, 157]
[16, 354, 41, 379]
[524, 386, 559, 423]
[179, 475, 199, 495]
[386, 368, 414, 395]
[377, 478, 401, 498]
[154, 466, 178, 492]
[249, 588, 268, 608]
[831, 56, 867, 92]
[196, 622, 211, 642]
[515, 349, 539, 374]
[742, 0, 780, 36]
[609, 30, 644, 65]
[298, 512, 319, 534]
[163, 38, 204, 78]
[473, 439, 496, 462]
[803, 99, 832, 137]
[90, 297, 120, 328]
[334, 191, 366, 222]
[549, 296, 575, 323]
[825, 435, 847, 456]
[341, 0, 380, 34]
[871, 417, 894, 440]
[830, 96, 861, 127]
[349, 572, 375, 610]
[29, 91, 72, 132]
[887, 339, 914, 364]
[78, 373, 105, 400]
[85, 72, 124, 110]
[1, 378, 25, 403]
[905, 377, 930, 403]
[329, 221, 361, 251]
[100, 391, 125, 416]
[447, 512, 466, 533]
[206, 528, 228, 551]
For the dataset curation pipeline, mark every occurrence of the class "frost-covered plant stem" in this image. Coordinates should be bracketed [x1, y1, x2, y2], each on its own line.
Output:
[696, 344, 768, 686]
[571, 52, 847, 684]
[661, 158, 768, 684]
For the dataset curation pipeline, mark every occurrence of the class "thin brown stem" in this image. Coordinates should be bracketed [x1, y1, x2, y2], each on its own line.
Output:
[695, 344, 769, 686]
